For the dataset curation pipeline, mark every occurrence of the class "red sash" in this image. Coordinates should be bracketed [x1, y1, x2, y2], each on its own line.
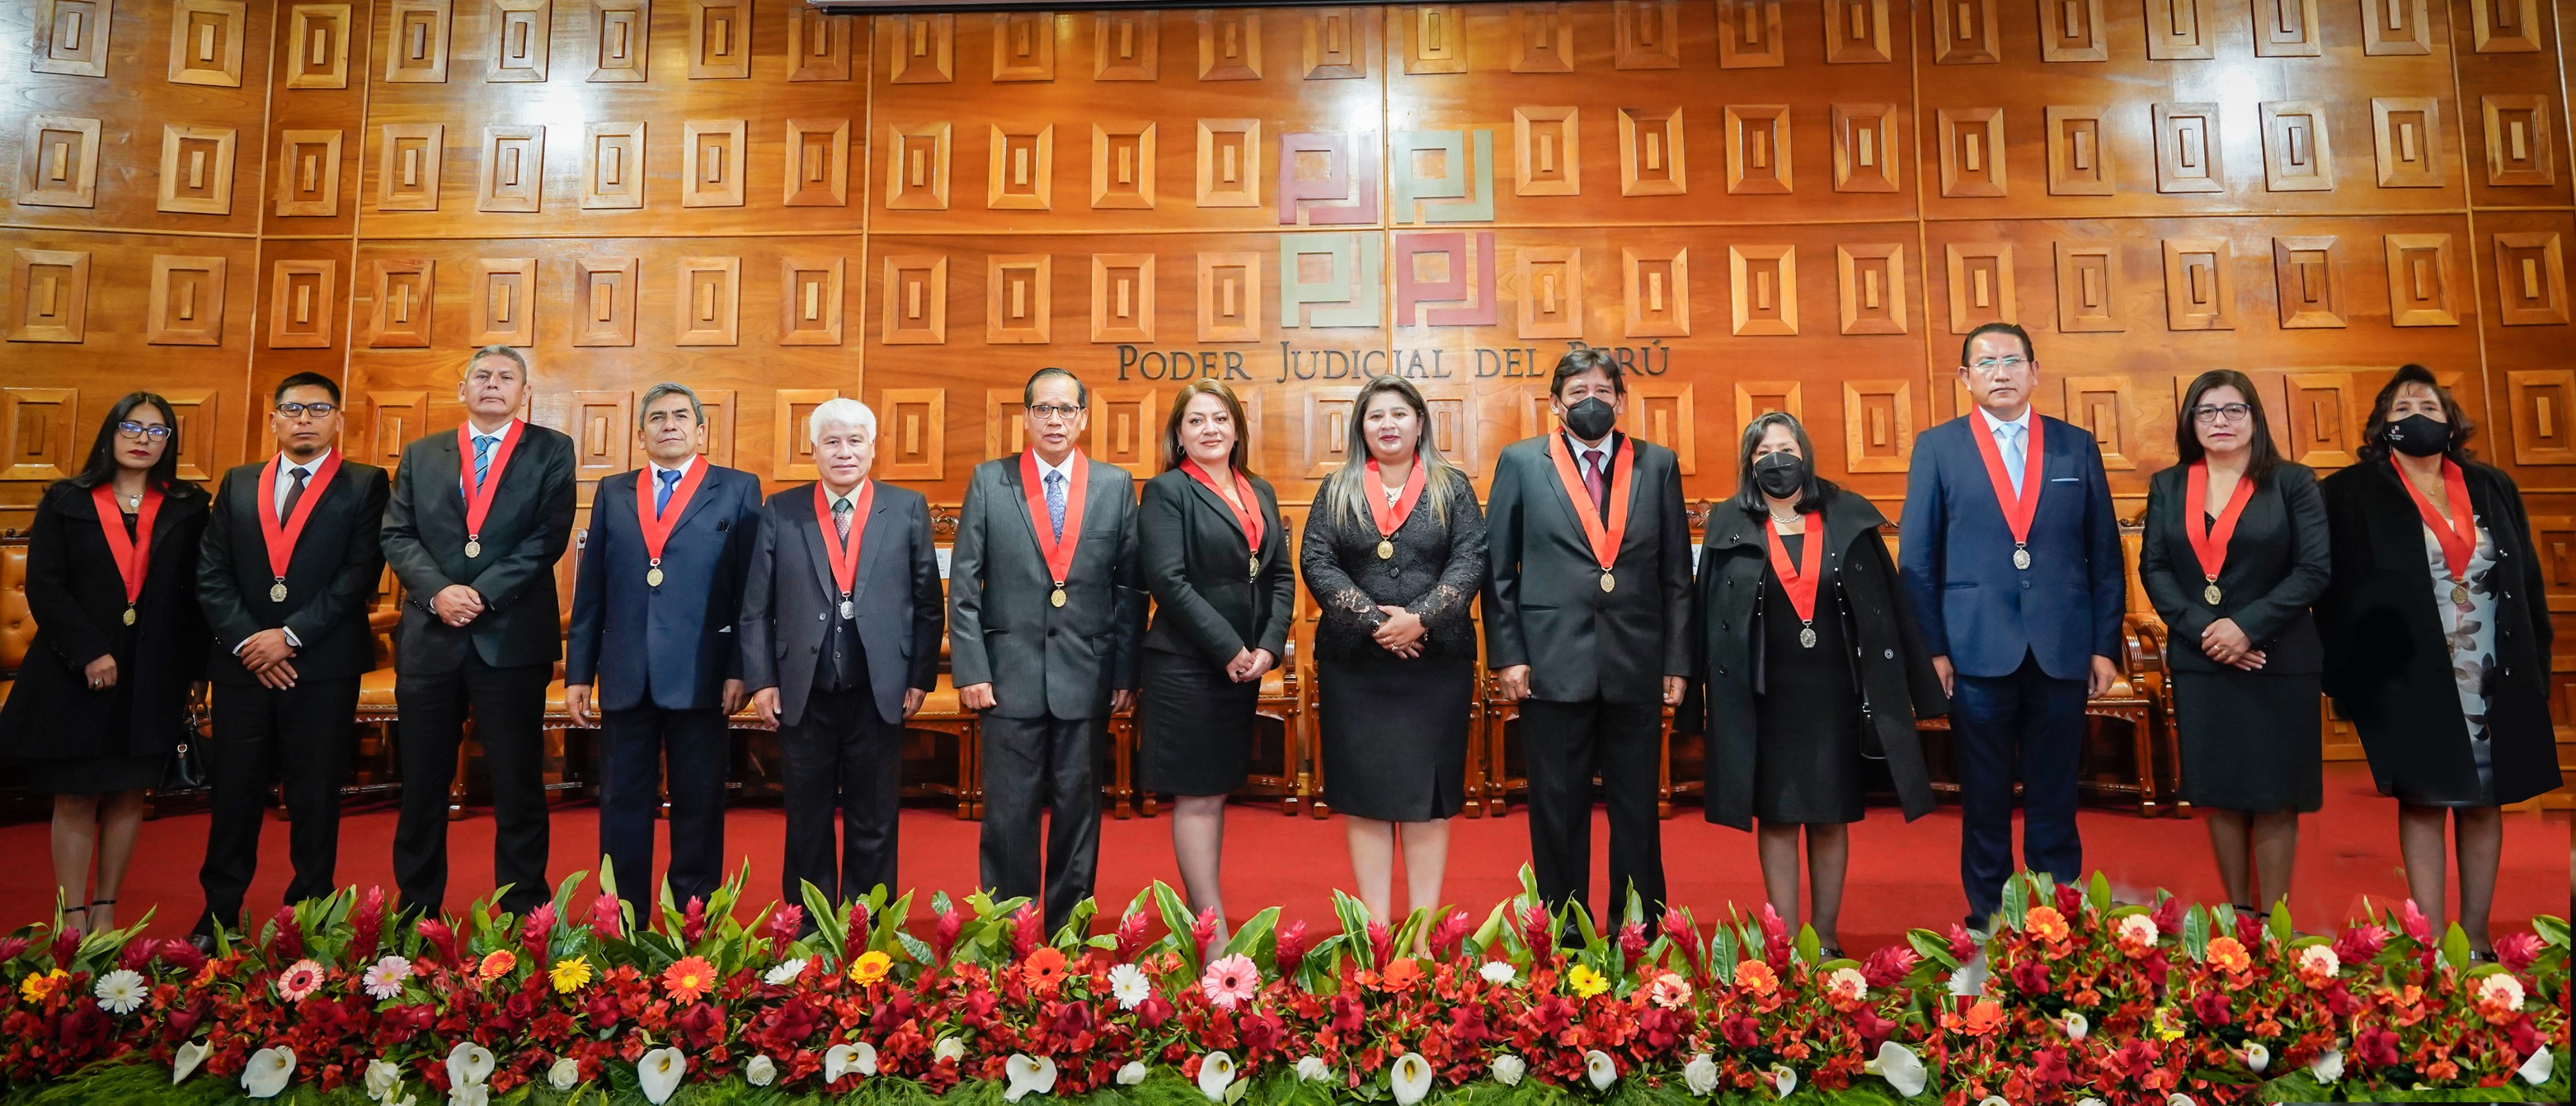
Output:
[1020, 451, 1088, 585]
[2183, 462, 2252, 596]
[1763, 513, 1826, 627]
[91, 484, 163, 612]
[2394, 455, 2476, 586]
[456, 420, 526, 547]
[1967, 414, 2045, 556]
[812, 479, 875, 599]
[260, 452, 343, 590]
[1546, 434, 1634, 572]
[1365, 457, 1427, 540]
[635, 459, 710, 572]
[1181, 458, 1263, 553]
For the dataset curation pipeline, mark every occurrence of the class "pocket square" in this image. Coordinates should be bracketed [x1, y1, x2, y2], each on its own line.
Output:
[2050, 477, 2080, 482]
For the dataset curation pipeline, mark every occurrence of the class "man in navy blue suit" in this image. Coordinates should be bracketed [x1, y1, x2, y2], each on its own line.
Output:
[1898, 323, 2126, 930]
[565, 382, 764, 907]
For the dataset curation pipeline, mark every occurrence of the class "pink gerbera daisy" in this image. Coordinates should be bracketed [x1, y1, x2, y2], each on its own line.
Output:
[1200, 953, 1260, 1010]
[275, 958, 325, 1004]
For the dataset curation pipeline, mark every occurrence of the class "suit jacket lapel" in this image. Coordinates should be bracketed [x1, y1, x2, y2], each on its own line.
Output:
[1002, 461, 1049, 566]
[664, 460, 722, 532]
[1535, 438, 1591, 548]
[1184, 475, 1250, 546]
[850, 492, 893, 605]
[799, 487, 840, 604]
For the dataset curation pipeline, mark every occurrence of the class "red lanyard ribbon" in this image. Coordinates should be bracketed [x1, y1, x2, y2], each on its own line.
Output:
[1763, 513, 1826, 627]
[1180, 458, 1264, 552]
[261, 452, 342, 587]
[1968, 415, 2045, 552]
[2183, 461, 2252, 589]
[811, 479, 875, 598]
[1020, 451, 1088, 585]
[1364, 457, 1427, 540]
[1546, 434, 1634, 572]
[636, 459, 709, 569]
[91, 484, 163, 609]
[456, 421, 525, 545]
[2394, 455, 2476, 585]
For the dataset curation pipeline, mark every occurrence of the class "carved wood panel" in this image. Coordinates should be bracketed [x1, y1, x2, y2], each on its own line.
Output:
[267, 260, 336, 349]
[7, 251, 90, 344]
[581, 121, 646, 209]
[1716, 0, 1783, 68]
[2362, 0, 2430, 55]
[784, 119, 851, 206]
[591, 0, 649, 82]
[1831, 103, 1897, 193]
[2161, 237, 2233, 330]
[2482, 96, 2557, 188]
[2152, 103, 2224, 194]
[159, 125, 241, 215]
[1196, 120, 1260, 207]
[285, 4, 353, 87]
[1725, 106, 1792, 195]
[1090, 253, 1154, 342]
[683, 120, 748, 208]
[2273, 235, 2346, 328]
[1198, 9, 1259, 79]
[2053, 241, 2122, 332]
[1835, 243, 1905, 335]
[1930, 0, 1996, 65]
[1944, 242, 2016, 332]
[1842, 379, 1914, 472]
[886, 122, 952, 209]
[477, 125, 544, 213]
[491, 0, 550, 82]
[386, 0, 451, 82]
[2251, 0, 2320, 58]
[170, 0, 250, 87]
[876, 388, 947, 481]
[689, 0, 751, 79]
[0, 388, 80, 480]
[2261, 102, 2334, 192]
[572, 256, 639, 346]
[2372, 98, 2444, 188]
[275, 129, 344, 218]
[1091, 122, 1155, 209]
[1515, 245, 1581, 340]
[365, 258, 435, 347]
[1617, 108, 1685, 196]
[2384, 233, 2459, 327]
[1621, 245, 1689, 337]
[2144, 0, 2215, 60]
[2044, 106, 2112, 196]
[1728, 245, 1796, 336]
[787, 5, 851, 81]
[780, 256, 846, 346]
[2495, 232, 2570, 327]
[881, 254, 948, 344]
[1824, 0, 1892, 64]
[2504, 370, 2576, 464]
[1196, 251, 1262, 341]
[21, 116, 101, 209]
[1513, 107, 1578, 196]
[2040, 0, 2105, 62]
[377, 124, 444, 212]
[470, 257, 536, 346]
[674, 256, 742, 345]
[34, 0, 112, 78]
[1937, 108, 2005, 198]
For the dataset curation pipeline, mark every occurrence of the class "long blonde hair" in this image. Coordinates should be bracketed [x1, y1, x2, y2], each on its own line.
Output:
[1322, 376, 1460, 529]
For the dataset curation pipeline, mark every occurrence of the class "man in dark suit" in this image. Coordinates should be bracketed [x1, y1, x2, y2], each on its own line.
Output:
[564, 383, 764, 909]
[192, 372, 389, 941]
[740, 398, 942, 917]
[380, 345, 578, 917]
[1484, 348, 1693, 923]
[950, 368, 1145, 930]
[1897, 322, 2126, 930]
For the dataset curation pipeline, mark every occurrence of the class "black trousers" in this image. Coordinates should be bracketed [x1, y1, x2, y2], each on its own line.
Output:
[393, 655, 552, 915]
[979, 713, 1103, 931]
[1521, 697, 1668, 922]
[195, 675, 360, 935]
[1951, 653, 2087, 928]
[597, 705, 729, 908]
[779, 686, 903, 912]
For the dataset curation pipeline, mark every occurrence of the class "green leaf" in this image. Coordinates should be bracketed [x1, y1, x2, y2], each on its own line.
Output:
[798, 881, 844, 965]
[1710, 925, 1739, 985]
[1998, 873, 2028, 932]
[2182, 906, 2210, 962]
[1331, 890, 1376, 971]
[1151, 882, 1201, 967]
[1794, 924, 1821, 967]
[2440, 923, 2474, 972]
[1052, 898, 1098, 950]
[2532, 915, 2569, 949]
[2268, 899, 2296, 946]
[1906, 929, 1958, 972]
[1225, 906, 1281, 965]
[597, 855, 619, 900]
[2087, 872, 2113, 915]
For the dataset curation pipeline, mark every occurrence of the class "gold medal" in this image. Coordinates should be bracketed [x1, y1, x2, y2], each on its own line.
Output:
[2203, 581, 2222, 605]
[646, 565, 665, 587]
[2012, 546, 2031, 570]
[464, 538, 482, 558]
[1377, 539, 1394, 560]
[1798, 626, 1817, 648]
[2451, 583, 2470, 605]
[1051, 586, 1067, 608]
[270, 581, 289, 603]
[1250, 554, 1261, 580]
[121, 606, 136, 626]
[1599, 571, 1616, 593]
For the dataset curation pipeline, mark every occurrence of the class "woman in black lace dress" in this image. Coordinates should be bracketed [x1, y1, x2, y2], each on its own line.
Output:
[1300, 377, 1488, 922]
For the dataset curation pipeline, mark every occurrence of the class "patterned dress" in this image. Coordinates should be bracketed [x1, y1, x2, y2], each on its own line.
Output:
[2419, 519, 2500, 806]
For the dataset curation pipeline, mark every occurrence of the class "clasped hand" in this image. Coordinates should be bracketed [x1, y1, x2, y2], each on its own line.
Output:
[1225, 647, 1276, 683]
[239, 628, 299, 690]
[1373, 606, 1426, 659]
[431, 584, 485, 628]
[2197, 618, 2267, 671]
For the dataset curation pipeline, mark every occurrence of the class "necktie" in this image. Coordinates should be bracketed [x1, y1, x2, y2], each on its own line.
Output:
[1583, 449, 1609, 515]
[280, 467, 309, 520]
[472, 434, 498, 492]
[1998, 422, 2026, 494]
[656, 468, 680, 517]
[1045, 469, 1066, 542]
[832, 496, 853, 543]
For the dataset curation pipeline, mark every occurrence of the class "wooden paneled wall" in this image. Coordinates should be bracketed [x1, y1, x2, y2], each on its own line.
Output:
[4, 3, 2574, 658]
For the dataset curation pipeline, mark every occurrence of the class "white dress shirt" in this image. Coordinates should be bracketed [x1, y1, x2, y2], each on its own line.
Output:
[1976, 405, 2033, 494]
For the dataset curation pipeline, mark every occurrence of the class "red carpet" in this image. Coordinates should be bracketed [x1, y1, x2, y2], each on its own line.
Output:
[3, 764, 2564, 952]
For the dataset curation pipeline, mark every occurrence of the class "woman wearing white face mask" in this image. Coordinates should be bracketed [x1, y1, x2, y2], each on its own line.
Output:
[2318, 364, 2560, 961]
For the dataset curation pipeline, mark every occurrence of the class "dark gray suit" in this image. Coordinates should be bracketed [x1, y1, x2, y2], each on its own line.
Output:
[740, 480, 943, 911]
[1483, 430, 1693, 920]
[947, 453, 1145, 928]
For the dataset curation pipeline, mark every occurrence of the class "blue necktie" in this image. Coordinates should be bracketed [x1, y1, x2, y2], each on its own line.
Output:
[655, 468, 680, 517]
[472, 434, 498, 493]
[1996, 422, 2026, 495]
[1044, 469, 1066, 542]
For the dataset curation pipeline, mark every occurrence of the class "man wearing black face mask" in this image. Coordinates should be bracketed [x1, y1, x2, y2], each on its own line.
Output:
[1485, 348, 1694, 925]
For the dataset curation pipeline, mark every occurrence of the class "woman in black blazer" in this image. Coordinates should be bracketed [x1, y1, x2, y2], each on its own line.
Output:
[2318, 365, 2558, 959]
[1136, 379, 1295, 934]
[0, 393, 210, 934]
[2138, 370, 2330, 915]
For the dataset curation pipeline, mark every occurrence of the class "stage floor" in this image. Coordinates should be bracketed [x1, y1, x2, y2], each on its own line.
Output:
[2, 764, 2564, 952]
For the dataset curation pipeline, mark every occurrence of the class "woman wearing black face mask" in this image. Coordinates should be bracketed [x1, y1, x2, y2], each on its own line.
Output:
[1679, 412, 1946, 956]
[2318, 364, 2559, 960]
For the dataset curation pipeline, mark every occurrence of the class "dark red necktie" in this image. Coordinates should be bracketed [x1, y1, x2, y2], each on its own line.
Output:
[1583, 449, 1609, 516]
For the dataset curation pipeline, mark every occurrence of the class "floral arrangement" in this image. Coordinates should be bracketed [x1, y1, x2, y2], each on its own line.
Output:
[0, 867, 2562, 1105]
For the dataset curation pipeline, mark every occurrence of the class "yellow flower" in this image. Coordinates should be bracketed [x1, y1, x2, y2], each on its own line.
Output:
[848, 950, 893, 986]
[19, 968, 67, 1004]
[550, 954, 594, 994]
[1567, 965, 1609, 999]
[2151, 1006, 2186, 1042]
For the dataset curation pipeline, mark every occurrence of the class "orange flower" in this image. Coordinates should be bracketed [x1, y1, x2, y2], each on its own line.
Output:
[1022, 946, 1068, 993]
[2023, 906, 2070, 944]
[1735, 960, 1778, 997]
[477, 949, 517, 982]
[2205, 935, 2251, 974]
[662, 955, 717, 1002]
[1380, 957, 1423, 991]
[1963, 998, 2007, 1036]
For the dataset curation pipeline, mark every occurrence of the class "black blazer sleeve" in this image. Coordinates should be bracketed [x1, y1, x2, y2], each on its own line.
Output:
[1653, 450, 1693, 679]
[1300, 487, 1378, 633]
[1254, 480, 1294, 659]
[2230, 467, 2331, 648]
[26, 487, 110, 671]
[1140, 478, 1248, 663]
[298, 468, 388, 652]
[737, 495, 784, 694]
[2315, 471, 2373, 701]
[2492, 466, 2553, 662]
[1111, 487, 1146, 691]
[1415, 472, 1488, 622]
[564, 478, 614, 687]
[2080, 435, 2127, 660]
[2136, 468, 2205, 643]
[906, 492, 943, 693]
[378, 444, 453, 606]
[197, 473, 257, 652]
[946, 470, 995, 689]
[1480, 451, 1530, 669]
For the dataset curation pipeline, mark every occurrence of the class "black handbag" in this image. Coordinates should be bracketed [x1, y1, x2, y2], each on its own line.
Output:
[162, 692, 209, 790]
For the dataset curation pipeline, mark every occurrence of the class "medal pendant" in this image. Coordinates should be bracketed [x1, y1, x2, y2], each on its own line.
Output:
[121, 606, 136, 626]
[1050, 586, 1067, 608]
[1798, 626, 1818, 649]
[270, 581, 289, 603]
[464, 538, 482, 558]
[1249, 554, 1261, 581]
[2451, 583, 2470, 605]
[839, 598, 855, 620]
[2012, 546, 2031, 570]
[1599, 571, 1616, 593]
[646, 565, 665, 588]
[2203, 582, 2222, 605]
[1377, 539, 1395, 560]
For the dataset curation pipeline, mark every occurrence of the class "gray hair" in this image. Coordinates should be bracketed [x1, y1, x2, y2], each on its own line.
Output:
[637, 382, 703, 429]
[465, 344, 529, 376]
[807, 397, 877, 446]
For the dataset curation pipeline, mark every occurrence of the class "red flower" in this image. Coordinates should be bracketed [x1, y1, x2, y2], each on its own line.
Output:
[266, 905, 303, 961]
[520, 902, 556, 967]
[2189, 988, 2231, 1026]
[1946, 925, 1979, 962]
[1113, 910, 1150, 962]
[681, 897, 709, 945]
[2151, 896, 2186, 935]
[662, 957, 717, 1002]
[2008, 958, 2051, 995]
[2031, 1047, 2074, 1087]
[1239, 1010, 1286, 1055]
[1719, 1014, 1759, 1048]
[2397, 901, 2432, 944]
[2353, 1025, 2400, 1068]
[764, 905, 803, 944]
[1617, 922, 1648, 961]
[2333, 924, 2386, 966]
[2105, 1039, 2159, 1079]
[1862, 945, 1917, 988]
[1272, 921, 1309, 977]
[585, 893, 623, 939]
[1134, 994, 1173, 1028]
[1022, 946, 1069, 994]
[1961, 999, 2007, 1036]
[1429, 911, 1472, 961]
[2496, 931, 2542, 973]
[56, 1000, 110, 1054]
[1051, 1000, 1093, 1041]
[2052, 882, 2085, 919]
[1013, 905, 1044, 962]
[677, 1002, 726, 1048]
[1851, 1005, 1895, 1048]
[1379, 958, 1422, 992]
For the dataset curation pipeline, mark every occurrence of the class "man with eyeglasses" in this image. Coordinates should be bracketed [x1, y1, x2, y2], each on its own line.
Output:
[380, 345, 578, 919]
[191, 373, 390, 944]
[1897, 322, 2124, 935]
[948, 367, 1145, 931]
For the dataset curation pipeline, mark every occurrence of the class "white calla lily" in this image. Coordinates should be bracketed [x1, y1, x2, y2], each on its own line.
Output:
[1295, 1056, 1331, 1082]
[2239, 1042, 2270, 1073]
[2076, 1099, 2108, 1106]
[1948, 950, 1989, 996]
[935, 1036, 966, 1063]
[1491, 1054, 1525, 1086]
[2310, 1047, 2344, 1084]
[746, 1055, 777, 1087]
[172, 1041, 209, 1084]
[2167, 1095, 2196, 1106]
[1388, 1052, 1433, 1106]
[1196, 1052, 1237, 1101]
[1866, 1040, 1928, 1099]
[242, 1047, 296, 1099]
[825, 1042, 877, 1081]
[2518, 1046, 2555, 1085]
[1584, 1050, 1617, 1091]
[445, 1041, 496, 1088]
[2059, 1011, 2089, 1040]
[1977, 1098, 2010, 1106]
[1116, 1061, 1148, 1085]
[1682, 1053, 1719, 1096]
[446, 1085, 487, 1106]
[364, 1058, 402, 1102]
[1005, 1054, 1059, 1102]
[548, 1057, 580, 1090]
[637, 1047, 686, 1105]
[1770, 1063, 1798, 1099]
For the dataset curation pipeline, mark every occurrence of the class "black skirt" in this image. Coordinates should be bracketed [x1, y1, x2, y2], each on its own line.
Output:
[1319, 653, 1474, 822]
[1136, 647, 1258, 797]
[2174, 670, 2324, 812]
[1751, 539, 1867, 825]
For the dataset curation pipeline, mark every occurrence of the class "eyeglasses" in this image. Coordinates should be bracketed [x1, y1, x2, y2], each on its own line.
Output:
[1026, 403, 1085, 422]
[116, 421, 174, 441]
[2191, 402, 2254, 424]
[275, 402, 337, 418]
[1971, 356, 2031, 374]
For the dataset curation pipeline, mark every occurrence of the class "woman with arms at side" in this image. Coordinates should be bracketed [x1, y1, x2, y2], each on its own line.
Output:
[2138, 370, 2329, 915]
[0, 394, 210, 934]
[2317, 365, 2559, 958]
[1300, 376, 1488, 924]
[1135, 379, 1295, 942]
[1685, 412, 1945, 957]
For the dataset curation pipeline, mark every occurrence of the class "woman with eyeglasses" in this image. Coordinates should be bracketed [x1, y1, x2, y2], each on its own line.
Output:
[2317, 365, 2558, 960]
[0, 394, 210, 934]
[2138, 372, 2329, 915]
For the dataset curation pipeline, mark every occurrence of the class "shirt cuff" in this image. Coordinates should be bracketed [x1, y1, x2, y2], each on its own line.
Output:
[282, 626, 302, 649]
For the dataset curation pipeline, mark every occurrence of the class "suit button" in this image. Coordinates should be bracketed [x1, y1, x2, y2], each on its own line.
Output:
[1719, 623, 1728, 630]
[1048, 628, 1058, 638]
[1884, 649, 1896, 659]
[1717, 667, 1728, 675]
[2021, 581, 2031, 590]
[816, 612, 826, 621]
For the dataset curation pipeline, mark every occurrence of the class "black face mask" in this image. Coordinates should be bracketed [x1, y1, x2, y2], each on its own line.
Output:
[1562, 397, 1616, 441]
[2385, 412, 2452, 458]
[1753, 451, 1807, 499]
